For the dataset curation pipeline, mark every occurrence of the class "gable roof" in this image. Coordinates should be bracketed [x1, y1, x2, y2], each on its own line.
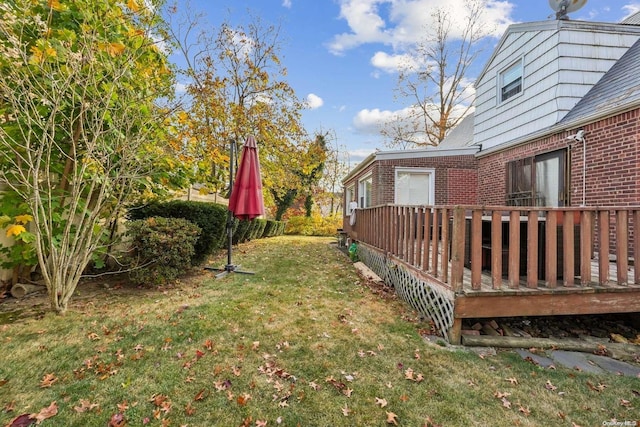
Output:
[559, 37, 640, 126]
[437, 113, 476, 149]
[622, 12, 640, 25]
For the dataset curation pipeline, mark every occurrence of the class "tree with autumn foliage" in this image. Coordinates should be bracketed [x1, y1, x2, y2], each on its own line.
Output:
[381, 0, 490, 148]
[0, 0, 176, 313]
[168, 12, 306, 204]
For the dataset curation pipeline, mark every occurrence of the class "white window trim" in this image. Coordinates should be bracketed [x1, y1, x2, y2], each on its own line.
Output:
[358, 172, 373, 208]
[498, 57, 524, 104]
[394, 167, 435, 205]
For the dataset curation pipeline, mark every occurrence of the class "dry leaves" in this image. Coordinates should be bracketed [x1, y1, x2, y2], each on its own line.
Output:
[386, 411, 399, 425]
[375, 397, 388, 408]
[39, 373, 57, 388]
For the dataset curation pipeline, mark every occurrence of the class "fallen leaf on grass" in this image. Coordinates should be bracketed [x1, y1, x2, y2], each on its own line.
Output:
[586, 381, 606, 392]
[423, 416, 443, 427]
[6, 414, 35, 427]
[237, 393, 251, 406]
[184, 402, 196, 416]
[518, 405, 531, 416]
[375, 397, 388, 408]
[108, 412, 126, 427]
[39, 373, 57, 388]
[386, 411, 398, 425]
[501, 397, 512, 409]
[506, 377, 518, 385]
[545, 380, 557, 391]
[73, 399, 99, 413]
[194, 389, 209, 401]
[620, 399, 632, 407]
[341, 404, 352, 416]
[256, 420, 267, 427]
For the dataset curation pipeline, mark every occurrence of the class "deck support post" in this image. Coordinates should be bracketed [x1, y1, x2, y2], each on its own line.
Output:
[448, 318, 462, 345]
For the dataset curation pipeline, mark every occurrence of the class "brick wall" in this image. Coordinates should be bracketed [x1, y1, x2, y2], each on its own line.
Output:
[477, 108, 640, 207]
[376, 155, 479, 205]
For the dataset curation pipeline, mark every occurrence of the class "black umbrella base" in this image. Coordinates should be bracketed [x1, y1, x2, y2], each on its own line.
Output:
[204, 264, 255, 279]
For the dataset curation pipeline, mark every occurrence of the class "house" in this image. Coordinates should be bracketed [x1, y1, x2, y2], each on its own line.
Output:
[341, 113, 479, 238]
[475, 15, 640, 208]
[342, 12, 640, 343]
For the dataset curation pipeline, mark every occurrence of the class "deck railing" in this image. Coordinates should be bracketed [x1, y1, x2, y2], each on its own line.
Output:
[353, 205, 640, 293]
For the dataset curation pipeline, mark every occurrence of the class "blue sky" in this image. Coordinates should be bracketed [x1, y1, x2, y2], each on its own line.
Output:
[173, 0, 640, 164]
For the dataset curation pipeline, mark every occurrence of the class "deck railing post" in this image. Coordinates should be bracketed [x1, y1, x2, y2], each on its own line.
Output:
[491, 210, 503, 289]
[451, 206, 465, 292]
[508, 210, 521, 289]
[527, 210, 539, 288]
[616, 210, 629, 285]
[545, 210, 558, 288]
[441, 208, 450, 283]
[471, 209, 482, 289]
[580, 210, 593, 285]
[598, 210, 610, 285]
[563, 210, 575, 287]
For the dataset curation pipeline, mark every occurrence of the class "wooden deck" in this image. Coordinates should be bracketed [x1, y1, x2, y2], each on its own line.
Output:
[349, 205, 640, 343]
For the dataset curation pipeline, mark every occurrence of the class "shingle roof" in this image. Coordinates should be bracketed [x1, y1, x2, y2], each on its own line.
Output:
[559, 37, 640, 125]
[438, 113, 476, 149]
[622, 12, 640, 25]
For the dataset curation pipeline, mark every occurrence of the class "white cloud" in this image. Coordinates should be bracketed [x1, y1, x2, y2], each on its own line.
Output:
[175, 82, 188, 94]
[282, 0, 292, 8]
[353, 107, 403, 134]
[306, 93, 324, 109]
[328, 0, 515, 55]
[370, 51, 421, 73]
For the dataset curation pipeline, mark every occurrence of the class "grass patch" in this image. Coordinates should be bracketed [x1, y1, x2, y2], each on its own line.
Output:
[0, 236, 638, 426]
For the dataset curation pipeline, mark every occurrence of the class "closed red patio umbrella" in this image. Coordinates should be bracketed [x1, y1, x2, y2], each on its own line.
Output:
[228, 135, 265, 220]
[206, 136, 264, 278]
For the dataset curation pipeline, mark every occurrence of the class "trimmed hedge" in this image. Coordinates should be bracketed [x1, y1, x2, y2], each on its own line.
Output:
[127, 200, 227, 265]
[127, 217, 201, 286]
[263, 220, 285, 237]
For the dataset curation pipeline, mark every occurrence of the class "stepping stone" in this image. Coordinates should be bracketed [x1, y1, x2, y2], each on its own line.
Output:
[515, 349, 555, 368]
[584, 354, 640, 377]
[549, 350, 605, 374]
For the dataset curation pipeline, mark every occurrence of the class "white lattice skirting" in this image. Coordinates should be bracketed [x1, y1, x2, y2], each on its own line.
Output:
[357, 244, 455, 341]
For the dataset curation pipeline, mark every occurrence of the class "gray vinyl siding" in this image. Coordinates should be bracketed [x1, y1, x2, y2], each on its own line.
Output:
[474, 20, 640, 151]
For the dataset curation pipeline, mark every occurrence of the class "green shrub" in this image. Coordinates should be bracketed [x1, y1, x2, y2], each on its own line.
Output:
[128, 200, 227, 264]
[252, 219, 267, 239]
[284, 213, 342, 236]
[263, 220, 277, 237]
[232, 219, 250, 244]
[127, 217, 201, 286]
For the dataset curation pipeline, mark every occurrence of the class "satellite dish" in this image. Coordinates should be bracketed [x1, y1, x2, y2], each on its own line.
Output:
[548, 0, 587, 20]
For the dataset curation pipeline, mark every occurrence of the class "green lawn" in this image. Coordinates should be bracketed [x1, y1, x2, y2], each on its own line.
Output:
[0, 236, 637, 426]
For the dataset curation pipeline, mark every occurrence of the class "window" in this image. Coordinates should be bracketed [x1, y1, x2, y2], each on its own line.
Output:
[500, 59, 523, 102]
[506, 150, 567, 207]
[345, 185, 355, 215]
[395, 168, 435, 205]
[358, 174, 373, 208]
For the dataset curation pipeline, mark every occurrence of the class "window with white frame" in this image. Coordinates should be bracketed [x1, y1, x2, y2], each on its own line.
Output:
[358, 174, 372, 208]
[500, 59, 523, 102]
[395, 168, 435, 205]
[345, 185, 356, 215]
